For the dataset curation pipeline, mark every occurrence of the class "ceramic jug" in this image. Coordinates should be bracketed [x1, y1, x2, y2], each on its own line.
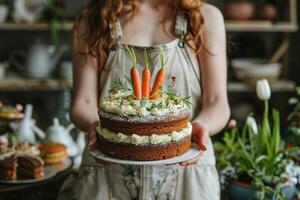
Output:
[9, 39, 69, 78]
[10, 104, 46, 144]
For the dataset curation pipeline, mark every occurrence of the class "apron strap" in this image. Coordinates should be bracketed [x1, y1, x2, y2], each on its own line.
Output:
[110, 12, 188, 48]
[175, 13, 202, 89]
[175, 12, 188, 48]
[109, 19, 123, 50]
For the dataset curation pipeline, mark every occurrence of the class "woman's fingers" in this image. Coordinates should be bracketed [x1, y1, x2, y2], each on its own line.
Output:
[192, 122, 207, 151]
[227, 119, 237, 128]
[180, 155, 200, 166]
[87, 121, 100, 150]
[86, 121, 112, 167]
[198, 127, 207, 151]
[87, 131, 97, 149]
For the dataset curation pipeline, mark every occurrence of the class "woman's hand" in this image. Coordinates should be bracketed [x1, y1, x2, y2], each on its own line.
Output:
[87, 121, 99, 149]
[179, 121, 209, 166]
[191, 121, 208, 151]
[87, 121, 112, 168]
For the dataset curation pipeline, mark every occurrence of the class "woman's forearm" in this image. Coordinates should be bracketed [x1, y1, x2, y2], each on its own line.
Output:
[193, 100, 230, 135]
[70, 101, 99, 132]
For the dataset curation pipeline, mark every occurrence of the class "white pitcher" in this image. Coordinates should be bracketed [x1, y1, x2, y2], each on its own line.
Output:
[9, 39, 69, 78]
[10, 104, 46, 144]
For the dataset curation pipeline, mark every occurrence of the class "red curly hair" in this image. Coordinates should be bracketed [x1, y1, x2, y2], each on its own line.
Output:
[74, 0, 205, 68]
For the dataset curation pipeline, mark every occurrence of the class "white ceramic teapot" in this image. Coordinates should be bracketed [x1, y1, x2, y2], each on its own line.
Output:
[9, 39, 69, 78]
[46, 118, 79, 157]
[10, 104, 46, 144]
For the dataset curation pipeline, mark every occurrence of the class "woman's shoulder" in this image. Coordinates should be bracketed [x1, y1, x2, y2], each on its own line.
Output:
[198, 3, 226, 52]
[200, 3, 225, 30]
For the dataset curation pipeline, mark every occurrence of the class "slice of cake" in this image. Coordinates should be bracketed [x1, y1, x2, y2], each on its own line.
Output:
[0, 141, 45, 180]
[17, 155, 44, 179]
[0, 153, 17, 180]
[97, 78, 192, 161]
[0, 142, 17, 180]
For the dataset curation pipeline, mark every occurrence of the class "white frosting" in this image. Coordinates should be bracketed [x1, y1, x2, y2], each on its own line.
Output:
[100, 91, 189, 117]
[97, 122, 192, 145]
[150, 134, 172, 145]
[132, 134, 149, 145]
[120, 104, 136, 115]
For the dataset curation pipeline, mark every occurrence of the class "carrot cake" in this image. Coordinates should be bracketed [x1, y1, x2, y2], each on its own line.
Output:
[97, 78, 192, 161]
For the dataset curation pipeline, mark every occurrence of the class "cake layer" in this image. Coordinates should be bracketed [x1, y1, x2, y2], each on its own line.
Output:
[99, 109, 190, 135]
[17, 167, 44, 179]
[17, 155, 43, 169]
[97, 122, 192, 145]
[0, 169, 16, 180]
[0, 155, 16, 180]
[98, 135, 191, 161]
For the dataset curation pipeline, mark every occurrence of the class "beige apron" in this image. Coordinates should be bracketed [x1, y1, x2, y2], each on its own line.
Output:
[59, 13, 220, 200]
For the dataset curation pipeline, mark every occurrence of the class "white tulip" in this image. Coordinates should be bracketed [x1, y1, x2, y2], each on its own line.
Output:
[256, 79, 271, 101]
[246, 116, 258, 135]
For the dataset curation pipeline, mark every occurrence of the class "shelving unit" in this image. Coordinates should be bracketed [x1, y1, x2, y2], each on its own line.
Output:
[225, 0, 298, 96]
[0, 0, 296, 93]
[226, 0, 298, 32]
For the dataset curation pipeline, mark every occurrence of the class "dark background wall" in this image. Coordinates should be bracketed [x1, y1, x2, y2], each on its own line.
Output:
[0, 0, 299, 128]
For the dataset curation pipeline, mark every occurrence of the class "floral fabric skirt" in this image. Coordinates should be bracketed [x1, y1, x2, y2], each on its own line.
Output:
[58, 140, 220, 200]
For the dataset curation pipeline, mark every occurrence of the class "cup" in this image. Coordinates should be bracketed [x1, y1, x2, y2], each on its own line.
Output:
[60, 61, 73, 80]
[0, 62, 8, 80]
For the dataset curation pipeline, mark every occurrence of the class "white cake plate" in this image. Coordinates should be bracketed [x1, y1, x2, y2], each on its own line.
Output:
[90, 143, 201, 166]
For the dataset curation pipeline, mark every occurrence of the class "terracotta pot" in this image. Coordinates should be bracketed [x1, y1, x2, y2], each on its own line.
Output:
[223, 1, 255, 20]
[259, 3, 277, 21]
[227, 180, 296, 200]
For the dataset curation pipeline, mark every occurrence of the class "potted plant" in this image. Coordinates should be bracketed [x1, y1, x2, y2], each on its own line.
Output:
[214, 79, 298, 200]
[286, 87, 300, 146]
[286, 87, 300, 199]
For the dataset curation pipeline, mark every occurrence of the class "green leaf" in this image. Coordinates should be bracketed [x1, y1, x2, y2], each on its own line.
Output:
[238, 138, 257, 170]
[255, 155, 268, 165]
[271, 109, 281, 156]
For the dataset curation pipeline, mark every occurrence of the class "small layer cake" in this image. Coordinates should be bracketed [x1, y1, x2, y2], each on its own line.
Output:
[98, 86, 192, 161]
[42, 143, 68, 165]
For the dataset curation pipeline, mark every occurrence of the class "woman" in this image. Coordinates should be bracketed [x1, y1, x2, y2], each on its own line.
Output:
[59, 0, 230, 199]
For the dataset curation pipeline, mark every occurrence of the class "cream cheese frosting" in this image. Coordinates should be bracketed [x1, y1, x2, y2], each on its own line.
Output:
[97, 122, 192, 145]
[100, 90, 190, 117]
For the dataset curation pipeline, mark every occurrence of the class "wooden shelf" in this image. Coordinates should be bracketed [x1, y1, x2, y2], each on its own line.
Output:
[0, 77, 294, 92]
[225, 0, 298, 32]
[0, 21, 73, 31]
[0, 20, 297, 33]
[0, 77, 72, 91]
[228, 80, 296, 93]
[225, 21, 298, 32]
[0, 0, 297, 33]
[225, 20, 298, 32]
